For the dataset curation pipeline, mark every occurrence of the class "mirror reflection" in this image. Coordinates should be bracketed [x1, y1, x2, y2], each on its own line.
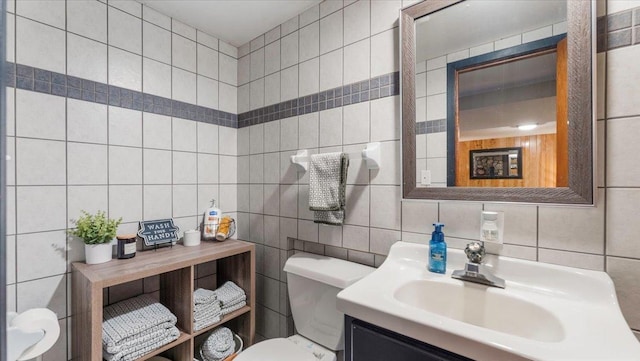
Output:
[413, 0, 568, 189]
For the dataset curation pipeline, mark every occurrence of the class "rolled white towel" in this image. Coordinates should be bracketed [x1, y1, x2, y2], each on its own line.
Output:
[202, 327, 235, 361]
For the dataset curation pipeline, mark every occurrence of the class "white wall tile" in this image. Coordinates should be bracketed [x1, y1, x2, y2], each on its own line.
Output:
[68, 34, 108, 83]
[172, 152, 198, 183]
[538, 189, 605, 254]
[219, 156, 238, 184]
[198, 153, 219, 184]
[320, 48, 343, 91]
[238, 127, 250, 156]
[371, 0, 401, 35]
[143, 185, 172, 220]
[109, 107, 142, 147]
[280, 118, 299, 151]
[371, 28, 398, 77]
[218, 54, 237, 88]
[143, 113, 172, 150]
[196, 122, 219, 154]
[343, 225, 369, 251]
[251, 48, 265, 81]
[67, 0, 107, 42]
[263, 120, 280, 153]
[219, 41, 238, 58]
[345, 185, 369, 226]
[298, 220, 319, 242]
[250, 34, 265, 52]
[522, 26, 553, 43]
[109, 0, 141, 17]
[279, 152, 298, 185]
[173, 185, 198, 217]
[538, 249, 604, 271]
[265, 40, 281, 75]
[280, 66, 299, 101]
[344, 0, 370, 45]
[18, 0, 64, 29]
[299, 57, 320, 97]
[607, 256, 640, 330]
[250, 214, 265, 244]
[143, 22, 171, 64]
[416, 73, 426, 98]
[607, 117, 640, 186]
[320, 10, 343, 56]
[439, 202, 483, 240]
[319, 108, 343, 147]
[250, 184, 264, 213]
[172, 117, 197, 152]
[143, 5, 171, 30]
[426, 93, 446, 121]
[265, 73, 281, 107]
[198, 184, 219, 214]
[67, 185, 108, 229]
[281, 15, 299, 36]
[300, 4, 320, 27]
[469, 42, 494, 57]
[197, 76, 219, 108]
[370, 228, 400, 255]
[109, 185, 142, 222]
[370, 96, 400, 142]
[250, 154, 264, 183]
[16, 17, 65, 73]
[370, 186, 401, 230]
[108, 146, 142, 185]
[607, 188, 640, 259]
[249, 123, 265, 153]
[494, 34, 522, 51]
[265, 26, 281, 45]
[401, 200, 438, 234]
[219, 184, 238, 212]
[299, 22, 320, 62]
[17, 231, 66, 282]
[197, 30, 219, 50]
[343, 102, 369, 145]
[172, 67, 197, 103]
[281, 32, 299, 69]
[17, 186, 66, 233]
[426, 68, 446, 96]
[238, 84, 250, 114]
[484, 203, 537, 247]
[446, 49, 468, 63]
[16, 90, 66, 140]
[343, 39, 370, 84]
[250, 78, 265, 110]
[108, 7, 141, 54]
[426, 132, 447, 158]
[143, 58, 171, 97]
[67, 143, 107, 185]
[16, 138, 66, 185]
[218, 83, 237, 113]
[6, 188, 15, 235]
[264, 152, 281, 184]
[238, 55, 251, 86]
[6, 14, 14, 63]
[5, 137, 14, 186]
[172, 19, 196, 40]
[144, 149, 172, 184]
[218, 126, 237, 156]
[17, 274, 66, 317]
[299, 113, 319, 149]
[6, 235, 15, 284]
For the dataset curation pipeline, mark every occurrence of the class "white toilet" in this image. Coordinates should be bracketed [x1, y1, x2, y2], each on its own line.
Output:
[235, 252, 374, 361]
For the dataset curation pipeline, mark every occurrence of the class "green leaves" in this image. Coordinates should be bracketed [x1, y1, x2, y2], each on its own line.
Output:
[69, 211, 122, 245]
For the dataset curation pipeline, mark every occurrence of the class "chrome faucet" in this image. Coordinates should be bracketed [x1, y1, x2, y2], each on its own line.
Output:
[452, 242, 505, 288]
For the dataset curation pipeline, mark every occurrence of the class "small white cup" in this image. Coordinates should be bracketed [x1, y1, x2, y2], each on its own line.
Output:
[183, 230, 201, 247]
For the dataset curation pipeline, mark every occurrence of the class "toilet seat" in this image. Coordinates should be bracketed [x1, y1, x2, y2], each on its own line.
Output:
[234, 338, 319, 361]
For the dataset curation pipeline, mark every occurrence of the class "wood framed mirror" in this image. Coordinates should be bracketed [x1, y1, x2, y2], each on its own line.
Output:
[401, 0, 595, 204]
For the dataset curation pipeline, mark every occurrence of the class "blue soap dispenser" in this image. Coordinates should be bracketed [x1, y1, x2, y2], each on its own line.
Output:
[428, 223, 447, 274]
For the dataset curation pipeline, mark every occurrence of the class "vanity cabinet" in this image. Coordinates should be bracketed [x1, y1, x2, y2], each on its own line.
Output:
[344, 316, 472, 361]
[72, 240, 255, 361]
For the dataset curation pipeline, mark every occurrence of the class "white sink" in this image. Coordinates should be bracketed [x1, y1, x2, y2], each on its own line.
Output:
[337, 241, 640, 360]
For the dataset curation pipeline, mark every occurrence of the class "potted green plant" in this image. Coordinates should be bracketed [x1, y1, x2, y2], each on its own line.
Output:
[69, 211, 122, 265]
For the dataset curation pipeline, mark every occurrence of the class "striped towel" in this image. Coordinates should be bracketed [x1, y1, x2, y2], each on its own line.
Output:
[102, 294, 177, 351]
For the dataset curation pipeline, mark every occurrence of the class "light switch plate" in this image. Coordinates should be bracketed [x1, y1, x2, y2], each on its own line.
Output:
[421, 170, 431, 185]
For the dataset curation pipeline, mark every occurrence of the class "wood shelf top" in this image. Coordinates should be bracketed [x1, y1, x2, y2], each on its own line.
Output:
[193, 305, 252, 337]
[136, 332, 191, 361]
[72, 239, 254, 287]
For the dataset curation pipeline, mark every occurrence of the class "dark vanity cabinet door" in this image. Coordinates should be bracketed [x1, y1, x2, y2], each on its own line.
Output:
[345, 316, 473, 361]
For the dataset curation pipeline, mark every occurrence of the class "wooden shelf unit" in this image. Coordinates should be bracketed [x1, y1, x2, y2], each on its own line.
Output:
[72, 240, 255, 361]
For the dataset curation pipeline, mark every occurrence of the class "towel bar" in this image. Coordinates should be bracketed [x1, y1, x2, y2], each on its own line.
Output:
[290, 142, 381, 172]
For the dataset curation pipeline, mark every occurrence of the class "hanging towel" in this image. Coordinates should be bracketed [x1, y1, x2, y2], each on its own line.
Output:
[308, 152, 349, 225]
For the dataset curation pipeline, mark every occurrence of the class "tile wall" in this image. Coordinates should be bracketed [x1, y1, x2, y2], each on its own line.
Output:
[4, 0, 239, 359]
[4, 0, 640, 357]
[235, 0, 640, 344]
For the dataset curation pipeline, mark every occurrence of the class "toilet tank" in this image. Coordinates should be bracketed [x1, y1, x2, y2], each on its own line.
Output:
[283, 252, 374, 351]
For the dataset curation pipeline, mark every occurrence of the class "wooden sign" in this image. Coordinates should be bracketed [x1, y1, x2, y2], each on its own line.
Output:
[137, 219, 179, 249]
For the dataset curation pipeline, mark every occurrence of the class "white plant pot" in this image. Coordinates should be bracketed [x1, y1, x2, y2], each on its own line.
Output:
[85, 243, 112, 265]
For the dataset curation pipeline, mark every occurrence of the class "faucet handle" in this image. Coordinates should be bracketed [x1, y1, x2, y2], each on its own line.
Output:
[465, 242, 485, 264]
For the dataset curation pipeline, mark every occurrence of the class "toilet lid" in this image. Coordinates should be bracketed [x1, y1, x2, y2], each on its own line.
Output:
[234, 338, 319, 361]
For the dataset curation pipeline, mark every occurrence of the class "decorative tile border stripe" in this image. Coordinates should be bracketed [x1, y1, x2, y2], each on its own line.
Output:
[237, 72, 400, 128]
[415, 119, 446, 135]
[599, 6, 640, 52]
[4, 61, 239, 128]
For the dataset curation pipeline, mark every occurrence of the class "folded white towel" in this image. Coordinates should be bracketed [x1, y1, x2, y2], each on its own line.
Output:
[102, 294, 177, 350]
[194, 315, 222, 331]
[104, 321, 175, 354]
[221, 300, 247, 316]
[202, 327, 234, 361]
[214, 282, 246, 307]
[103, 325, 180, 361]
[194, 299, 222, 314]
[194, 306, 222, 322]
[194, 288, 218, 305]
